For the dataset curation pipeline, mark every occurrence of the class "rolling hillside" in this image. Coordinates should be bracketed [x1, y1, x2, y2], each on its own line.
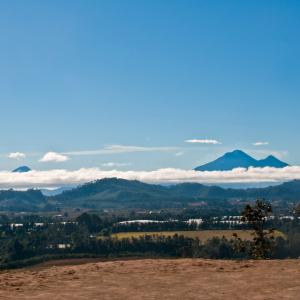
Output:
[0, 178, 300, 211]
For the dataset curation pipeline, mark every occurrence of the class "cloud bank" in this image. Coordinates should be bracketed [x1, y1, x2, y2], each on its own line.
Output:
[185, 139, 221, 145]
[1, 166, 300, 189]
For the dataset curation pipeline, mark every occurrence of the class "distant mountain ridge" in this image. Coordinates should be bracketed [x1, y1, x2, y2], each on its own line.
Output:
[50, 178, 300, 209]
[12, 166, 31, 173]
[40, 186, 76, 196]
[0, 178, 299, 211]
[195, 150, 289, 171]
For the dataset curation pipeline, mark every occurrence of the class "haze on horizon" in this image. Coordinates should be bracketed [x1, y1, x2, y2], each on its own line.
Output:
[1, 1, 300, 188]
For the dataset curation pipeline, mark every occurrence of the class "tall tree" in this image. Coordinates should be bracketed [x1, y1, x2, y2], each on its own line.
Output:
[234, 199, 274, 259]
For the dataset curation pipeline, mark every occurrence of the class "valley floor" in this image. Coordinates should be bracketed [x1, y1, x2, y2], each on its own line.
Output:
[0, 258, 299, 299]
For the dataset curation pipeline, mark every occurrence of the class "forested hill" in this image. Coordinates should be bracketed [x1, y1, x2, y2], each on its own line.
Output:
[168, 180, 300, 202]
[1, 178, 300, 211]
[51, 178, 186, 209]
[0, 189, 45, 211]
[50, 178, 300, 209]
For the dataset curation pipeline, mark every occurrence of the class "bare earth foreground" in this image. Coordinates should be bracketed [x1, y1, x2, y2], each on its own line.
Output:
[0, 259, 300, 300]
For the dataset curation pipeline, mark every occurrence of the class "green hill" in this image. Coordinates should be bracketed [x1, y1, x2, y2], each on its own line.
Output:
[0, 178, 300, 211]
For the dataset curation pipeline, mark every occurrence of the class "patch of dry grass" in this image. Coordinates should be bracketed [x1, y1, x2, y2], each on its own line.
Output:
[1, 258, 300, 299]
[111, 230, 286, 242]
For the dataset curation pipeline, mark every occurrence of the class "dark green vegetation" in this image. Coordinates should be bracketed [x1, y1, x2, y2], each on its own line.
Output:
[0, 189, 46, 212]
[0, 205, 300, 269]
[233, 200, 275, 259]
[1, 178, 300, 212]
[0, 159, 297, 267]
[195, 150, 289, 171]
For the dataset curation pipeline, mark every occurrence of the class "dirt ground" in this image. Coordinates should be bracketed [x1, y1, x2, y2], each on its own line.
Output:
[0, 258, 300, 299]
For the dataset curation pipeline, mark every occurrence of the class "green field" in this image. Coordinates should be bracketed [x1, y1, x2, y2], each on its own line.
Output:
[112, 230, 286, 242]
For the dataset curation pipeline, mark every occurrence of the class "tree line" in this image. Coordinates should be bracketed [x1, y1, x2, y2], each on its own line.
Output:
[1, 200, 300, 268]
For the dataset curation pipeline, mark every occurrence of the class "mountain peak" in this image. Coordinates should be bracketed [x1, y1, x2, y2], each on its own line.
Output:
[195, 150, 289, 171]
[257, 155, 288, 168]
[12, 166, 31, 173]
[230, 149, 246, 154]
[224, 150, 252, 158]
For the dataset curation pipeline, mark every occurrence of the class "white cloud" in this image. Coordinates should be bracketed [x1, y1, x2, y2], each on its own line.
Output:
[185, 139, 221, 145]
[101, 162, 132, 168]
[64, 145, 178, 156]
[175, 152, 184, 156]
[8, 152, 26, 160]
[253, 142, 269, 146]
[0, 166, 300, 189]
[40, 152, 69, 163]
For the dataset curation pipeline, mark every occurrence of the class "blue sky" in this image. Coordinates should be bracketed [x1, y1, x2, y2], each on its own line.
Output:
[0, 0, 300, 171]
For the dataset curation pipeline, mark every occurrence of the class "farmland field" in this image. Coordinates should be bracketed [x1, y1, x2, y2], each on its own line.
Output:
[111, 230, 286, 241]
